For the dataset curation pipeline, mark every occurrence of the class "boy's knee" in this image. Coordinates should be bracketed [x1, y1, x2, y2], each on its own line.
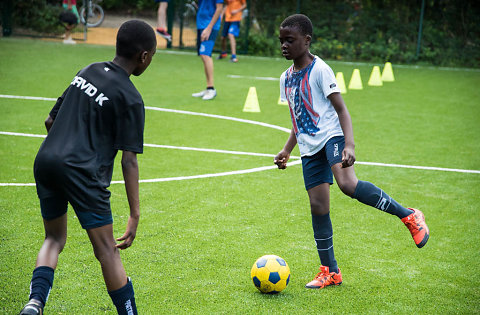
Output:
[309, 198, 329, 216]
[93, 245, 119, 264]
[337, 180, 356, 197]
[200, 54, 211, 62]
[45, 234, 67, 252]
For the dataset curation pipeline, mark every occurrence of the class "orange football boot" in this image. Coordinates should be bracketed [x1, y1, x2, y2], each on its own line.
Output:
[401, 208, 429, 248]
[305, 266, 342, 289]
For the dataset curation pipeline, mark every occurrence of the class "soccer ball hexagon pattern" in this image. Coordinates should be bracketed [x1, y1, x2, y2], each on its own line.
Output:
[250, 255, 290, 293]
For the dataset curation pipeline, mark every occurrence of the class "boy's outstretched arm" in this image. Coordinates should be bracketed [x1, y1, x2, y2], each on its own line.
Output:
[116, 150, 140, 249]
[328, 92, 356, 168]
[274, 127, 297, 169]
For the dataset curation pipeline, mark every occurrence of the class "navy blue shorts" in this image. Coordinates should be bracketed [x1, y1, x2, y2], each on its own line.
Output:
[301, 136, 344, 190]
[39, 196, 113, 229]
[34, 158, 113, 229]
[221, 21, 240, 37]
[197, 29, 219, 56]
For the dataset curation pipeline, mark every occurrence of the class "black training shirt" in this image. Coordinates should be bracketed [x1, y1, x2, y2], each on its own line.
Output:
[36, 61, 145, 188]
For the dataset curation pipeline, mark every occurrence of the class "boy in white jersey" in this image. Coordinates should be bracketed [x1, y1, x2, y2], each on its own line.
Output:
[274, 14, 429, 289]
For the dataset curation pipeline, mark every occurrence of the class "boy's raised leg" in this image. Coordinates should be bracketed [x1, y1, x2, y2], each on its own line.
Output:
[332, 164, 429, 248]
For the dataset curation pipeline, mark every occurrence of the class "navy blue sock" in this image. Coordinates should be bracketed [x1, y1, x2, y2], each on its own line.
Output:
[354, 180, 413, 219]
[29, 266, 54, 307]
[312, 213, 338, 273]
[108, 278, 137, 315]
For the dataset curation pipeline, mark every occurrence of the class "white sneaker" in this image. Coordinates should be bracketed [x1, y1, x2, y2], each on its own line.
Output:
[63, 38, 76, 44]
[192, 90, 206, 97]
[202, 89, 216, 100]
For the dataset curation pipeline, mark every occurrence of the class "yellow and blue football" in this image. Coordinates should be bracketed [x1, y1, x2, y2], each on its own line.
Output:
[250, 255, 290, 293]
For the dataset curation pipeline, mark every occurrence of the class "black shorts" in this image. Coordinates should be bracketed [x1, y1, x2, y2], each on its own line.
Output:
[34, 157, 113, 229]
[59, 10, 78, 25]
[301, 136, 344, 190]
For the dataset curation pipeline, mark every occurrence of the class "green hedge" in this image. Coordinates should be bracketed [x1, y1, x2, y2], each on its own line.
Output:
[249, 0, 480, 67]
[8, 0, 64, 33]
[4, 0, 479, 67]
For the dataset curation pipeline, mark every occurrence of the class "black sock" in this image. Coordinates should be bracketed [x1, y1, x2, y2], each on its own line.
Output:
[312, 213, 338, 273]
[108, 278, 137, 315]
[207, 86, 215, 90]
[354, 180, 413, 219]
[29, 266, 54, 307]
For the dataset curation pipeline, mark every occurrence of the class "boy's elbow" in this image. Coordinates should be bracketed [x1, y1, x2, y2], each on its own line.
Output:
[121, 152, 138, 170]
[45, 115, 54, 131]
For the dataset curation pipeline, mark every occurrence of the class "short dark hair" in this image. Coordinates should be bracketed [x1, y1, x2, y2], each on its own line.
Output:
[280, 14, 313, 37]
[116, 20, 157, 59]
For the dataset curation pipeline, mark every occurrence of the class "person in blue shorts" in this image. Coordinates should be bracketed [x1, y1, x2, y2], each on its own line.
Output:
[155, 0, 171, 41]
[19, 20, 156, 315]
[191, 0, 223, 100]
[274, 14, 429, 290]
[217, 0, 246, 62]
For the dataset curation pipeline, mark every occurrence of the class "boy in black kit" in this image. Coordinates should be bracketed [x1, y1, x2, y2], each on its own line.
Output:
[19, 20, 156, 315]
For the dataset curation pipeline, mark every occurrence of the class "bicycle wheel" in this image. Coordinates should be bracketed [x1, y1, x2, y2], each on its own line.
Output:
[80, 4, 104, 27]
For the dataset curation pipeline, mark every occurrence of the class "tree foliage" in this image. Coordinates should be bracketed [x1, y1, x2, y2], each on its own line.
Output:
[249, 0, 480, 67]
[5, 0, 479, 67]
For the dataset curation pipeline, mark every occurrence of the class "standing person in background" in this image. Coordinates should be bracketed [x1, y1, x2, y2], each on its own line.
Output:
[217, 0, 246, 62]
[61, 0, 79, 44]
[155, 0, 172, 41]
[191, 0, 223, 101]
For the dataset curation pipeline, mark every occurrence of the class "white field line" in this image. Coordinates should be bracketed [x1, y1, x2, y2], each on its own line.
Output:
[0, 160, 303, 186]
[1, 96, 479, 186]
[0, 94, 56, 101]
[227, 74, 279, 81]
[0, 131, 46, 138]
[356, 161, 480, 174]
[0, 95, 291, 134]
[0, 131, 302, 186]
[0, 131, 300, 159]
[145, 106, 291, 133]
[113, 160, 303, 184]
[1, 131, 479, 187]
[155, 49, 480, 72]
[145, 143, 301, 159]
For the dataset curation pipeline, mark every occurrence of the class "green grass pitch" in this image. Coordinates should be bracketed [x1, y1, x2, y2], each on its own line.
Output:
[0, 38, 479, 313]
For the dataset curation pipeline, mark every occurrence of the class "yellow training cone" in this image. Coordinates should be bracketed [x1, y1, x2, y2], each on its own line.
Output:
[335, 72, 347, 94]
[381, 62, 395, 82]
[278, 95, 288, 105]
[348, 69, 363, 90]
[243, 87, 261, 112]
[368, 66, 383, 86]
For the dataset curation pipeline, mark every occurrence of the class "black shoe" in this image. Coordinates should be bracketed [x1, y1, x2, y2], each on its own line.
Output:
[19, 299, 43, 315]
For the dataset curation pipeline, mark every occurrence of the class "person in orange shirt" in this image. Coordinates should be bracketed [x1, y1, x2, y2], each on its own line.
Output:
[217, 0, 246, 62]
